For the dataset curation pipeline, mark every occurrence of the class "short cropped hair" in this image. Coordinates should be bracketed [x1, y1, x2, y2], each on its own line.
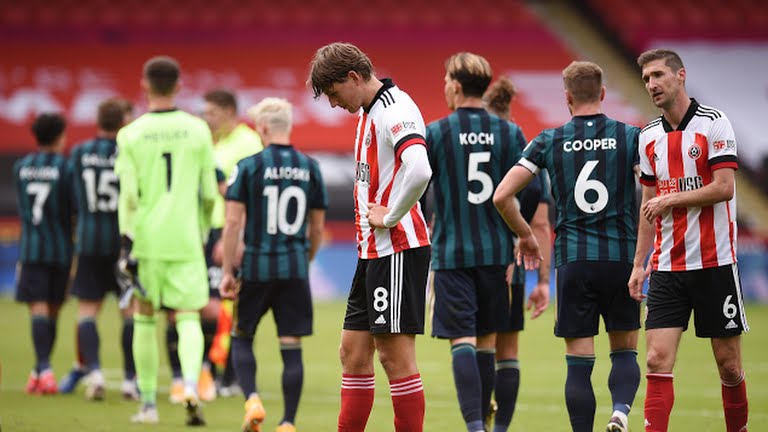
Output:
[31, 113, 66, 147]
[483, 76, 517, 118]
[204, 89, 238, 111]
[562, 61, 603, 104]
[309, 42, 373, 99]
[143, 56, 180, 96]
[445, 52, 493, 98]
[98, 98, 130, 132]
[637, 48, 685, 72]
[248, 97, 293, 135]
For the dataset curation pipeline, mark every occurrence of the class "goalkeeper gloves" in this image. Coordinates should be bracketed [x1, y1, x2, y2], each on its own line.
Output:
[115, 235, 146, 309]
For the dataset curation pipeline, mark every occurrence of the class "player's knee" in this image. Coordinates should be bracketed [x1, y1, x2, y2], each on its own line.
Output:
[715, 357, 742, 382]
[645, 347, 673, 373]
[339, 342, 373, 373]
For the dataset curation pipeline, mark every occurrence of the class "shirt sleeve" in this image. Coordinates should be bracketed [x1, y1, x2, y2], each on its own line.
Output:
[383, 105, 427, 160]
[517, 133, 547, 175]
[637, 130, 656, 186]
[309, 158, 328, 210]
[115, 130, 138, 236]
[225, 161, 248, 203]
[708, 115, 738, 171]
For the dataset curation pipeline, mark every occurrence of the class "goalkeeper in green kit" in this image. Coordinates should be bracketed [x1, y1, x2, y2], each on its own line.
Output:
[115, 56, 218, 426]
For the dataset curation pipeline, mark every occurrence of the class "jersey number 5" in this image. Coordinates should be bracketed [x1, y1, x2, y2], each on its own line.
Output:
[467, 152, 493, 205]
[575, 160, 609, 214]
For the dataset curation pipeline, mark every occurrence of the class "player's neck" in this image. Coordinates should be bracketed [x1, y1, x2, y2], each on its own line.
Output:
[361, 77, 384, 110]
[214, 121, 238, 142]
[662, 93, 691, 129]
[147, 95, 176, 111]
[97, 130, 118, 140]
[456, 97, 484, 109]
[570, 101, 602, 116]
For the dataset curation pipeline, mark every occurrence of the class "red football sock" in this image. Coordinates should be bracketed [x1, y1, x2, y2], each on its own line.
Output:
[722, 372, 748, 432]
[390, 374, 425, 432]
[338, 374, 375, 432]
[645, 373, 674, 432]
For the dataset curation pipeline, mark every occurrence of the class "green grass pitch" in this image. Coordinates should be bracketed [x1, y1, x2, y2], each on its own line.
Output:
[0, 297, 766, 431]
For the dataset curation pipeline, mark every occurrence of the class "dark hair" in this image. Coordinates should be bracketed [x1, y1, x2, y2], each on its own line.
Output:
[308, 42, 373, 99]
[562, 61, 603, 104]
[143, 56, 180, 96]
[483, 77, 517, 118]
[637, 48, 685, 72]
[98, 98, 130, 132]
[31, 113, 66, 147]
[204, 89, 238, 111]
[445, 52, 493, 98]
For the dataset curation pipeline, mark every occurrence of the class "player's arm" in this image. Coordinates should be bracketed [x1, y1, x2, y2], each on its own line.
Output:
[115, 134, 138, 237]
[629, 184, 657, 301]
[642, 168, 734, 222]
[308, 209, 325, 262]
[368, 143, 432, 229]
[220, 201, 245, 300]
[493, 165, 541, 269]
[527, 201, 550, 318]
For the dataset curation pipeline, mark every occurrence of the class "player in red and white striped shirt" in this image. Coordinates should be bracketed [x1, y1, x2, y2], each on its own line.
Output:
[629, 49, 749, 432]
[309, 42, 432, 432]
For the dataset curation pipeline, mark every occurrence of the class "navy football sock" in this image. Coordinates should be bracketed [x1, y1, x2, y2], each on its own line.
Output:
[77, 318, 100, 371]
[493, 359, 520, 431]
[201, 318, 217, 367]
[476, 348, 496, 420]
[31, 315, 52, 372]
[565, 354, 596, 432]
[280, 342, 304, 424]
[608, 349, 640, 415]
[122, 318, 136, 380]
[451, 343, 484, 431]
[166, 325, 182, 379]
[232, 336, 257, 398]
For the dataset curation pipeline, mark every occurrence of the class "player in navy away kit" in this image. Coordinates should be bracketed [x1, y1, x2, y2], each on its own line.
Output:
[14, 113, 72, 395]
[310, 42, 432, 432]
[57, 98, 138, 401]
[494, 61, 641, 432]
[219, 97, 327, 432]
[483, 76, 552, 431]
[425, 52, 548, 432]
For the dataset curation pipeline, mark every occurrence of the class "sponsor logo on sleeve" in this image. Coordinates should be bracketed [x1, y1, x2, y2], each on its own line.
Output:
[390, 123, 403, 135]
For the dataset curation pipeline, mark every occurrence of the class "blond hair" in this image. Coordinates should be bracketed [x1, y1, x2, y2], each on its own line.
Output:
[445, 52, 492, 98]
[562, 61, 603, 104]
[248, 97, 293, 134]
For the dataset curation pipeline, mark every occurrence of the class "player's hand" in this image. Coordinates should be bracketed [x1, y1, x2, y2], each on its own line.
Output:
[628, 264, 647, 302]
[367, 203, 390, 229]
[527, 281, 550, 319]
[516, 233, 543, 270]
[642, 195, 669, 223]
[115, 235, 145, 308]
[219, 272, 239, 300]
[505, 263, 514, 286]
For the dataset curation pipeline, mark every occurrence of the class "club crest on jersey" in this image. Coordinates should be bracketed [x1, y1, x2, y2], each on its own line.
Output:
[364, 133, 372, 148]
[688, 144, 702, 160]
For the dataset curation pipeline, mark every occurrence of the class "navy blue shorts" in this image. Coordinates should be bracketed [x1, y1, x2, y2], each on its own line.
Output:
[646, 263, 749, 338]
[432, 265, 510, 338]
[16, 263, 70, 304]
[554, 261, 640, 338]
[204, 228, 222, 299]
[344, 246, 430, 335]
[499, 282, 525, 332]
[234, 278, 313, 338]
[71, 255, 120, 301]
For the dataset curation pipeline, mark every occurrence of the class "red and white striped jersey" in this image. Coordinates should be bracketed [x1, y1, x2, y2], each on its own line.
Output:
[639, 99, 738, 271]
[353, 79, 431, 259]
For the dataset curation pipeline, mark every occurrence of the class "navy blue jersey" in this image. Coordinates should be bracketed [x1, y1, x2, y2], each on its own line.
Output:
[14, 152, 73, 265]
[69, 138, 120, 256]
[426, 108, 526, 269]
[226, 144, 328, 282]
[519, 114, 640, 267]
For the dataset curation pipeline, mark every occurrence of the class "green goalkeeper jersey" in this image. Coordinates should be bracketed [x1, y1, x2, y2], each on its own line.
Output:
[116, 108, 218, 261]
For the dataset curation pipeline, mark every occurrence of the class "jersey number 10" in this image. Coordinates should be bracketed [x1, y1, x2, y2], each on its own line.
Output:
[263, 185, 307, 236]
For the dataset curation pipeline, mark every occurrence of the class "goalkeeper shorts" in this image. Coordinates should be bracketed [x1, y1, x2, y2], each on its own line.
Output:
[137, 257, 209, 311]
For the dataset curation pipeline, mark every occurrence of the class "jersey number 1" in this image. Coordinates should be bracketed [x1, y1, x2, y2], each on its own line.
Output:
[162, 152, 172, 191]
